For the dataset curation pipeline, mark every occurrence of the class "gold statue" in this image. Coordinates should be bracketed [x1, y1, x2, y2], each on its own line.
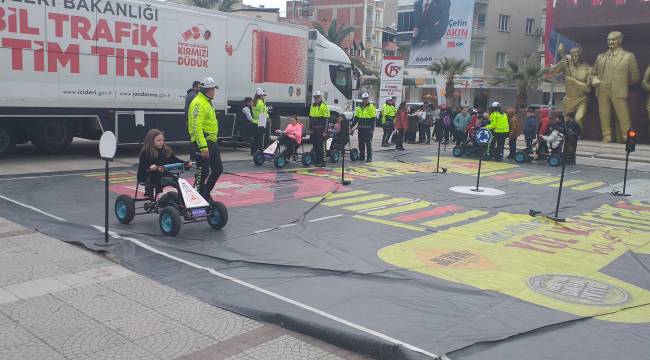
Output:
[592, 31, 640, 143]
[643, 65, 650, 120]
[549, 44, 592, 128]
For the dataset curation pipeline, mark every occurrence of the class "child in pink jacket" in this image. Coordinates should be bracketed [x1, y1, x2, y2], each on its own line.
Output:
[283, 116, 303, 145]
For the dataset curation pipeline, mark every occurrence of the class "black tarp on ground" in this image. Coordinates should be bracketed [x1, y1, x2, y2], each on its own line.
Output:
[1, 148, 650, 360]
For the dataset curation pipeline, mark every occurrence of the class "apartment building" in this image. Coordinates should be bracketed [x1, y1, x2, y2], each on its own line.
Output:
[287, 1, 391, 73]
[397, 0, 545, 109]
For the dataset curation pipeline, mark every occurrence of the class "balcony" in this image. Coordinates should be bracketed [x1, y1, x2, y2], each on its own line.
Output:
[472, 26, 487, 40]
[382, 42, 398, 52]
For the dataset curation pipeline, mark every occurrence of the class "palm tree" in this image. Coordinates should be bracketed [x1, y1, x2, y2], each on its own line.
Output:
[313, 19, 356, 48]
[192, 0, 237, 11]
[492, 56, 548, 111]
[428, 57, 471, 108]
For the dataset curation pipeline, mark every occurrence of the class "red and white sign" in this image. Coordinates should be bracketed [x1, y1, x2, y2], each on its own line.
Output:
[380, 56, 404, 105]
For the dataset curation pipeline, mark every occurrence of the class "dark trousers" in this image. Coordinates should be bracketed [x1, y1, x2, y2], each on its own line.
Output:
[508, 137, 517, 157]
[358, 129, 373, 160]
[192, 141, 223, 202]
[454, 129, 466, 145]
[311, 126, 325, 164]
[382, 121, 394, 145]
[251, 125, 267, 154]
[417, 123, 427, 143]
[395, 129, 405, 150]
[491, 133, 507, 160]
[525, 138, 534, 151]
[564, 137, 578, 164]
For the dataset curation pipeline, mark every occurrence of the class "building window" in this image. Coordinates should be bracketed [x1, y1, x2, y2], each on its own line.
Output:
[496, 52, 507, 68]
[471, 50, 484, 68]
[477, 14, 486, 28]
[397, 11, 414, 32]
[525, 18, 535, 35]
[498, 15, 510, 32]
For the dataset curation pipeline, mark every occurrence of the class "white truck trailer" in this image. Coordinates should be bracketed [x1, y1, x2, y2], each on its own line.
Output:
[0, 0, 355, 157]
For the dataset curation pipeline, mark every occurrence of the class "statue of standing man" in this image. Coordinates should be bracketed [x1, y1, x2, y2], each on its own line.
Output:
[643, 65, 650, 121]
[550, 46, 592, 128]
[591, 31, 640, 143]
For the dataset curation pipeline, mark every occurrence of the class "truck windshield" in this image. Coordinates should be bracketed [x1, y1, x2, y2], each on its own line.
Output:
[329, 66, 352, 100]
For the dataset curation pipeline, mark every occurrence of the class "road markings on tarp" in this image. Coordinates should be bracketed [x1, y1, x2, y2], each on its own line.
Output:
[322, 194, 389, 207]
[0, 195, 67, 222]
[572, 181, 605, 191]
[420, 210, 488, 228]
[88, 226, 441, 360]
[303, 190, 370, 203]
[393, 205, 464, 222]
[353, 215, 427, 232]
[0, 173, 93, 181]
[309, 214, 344, 223]
[343, 198, 412, 212]
[367, 201, 432, 217]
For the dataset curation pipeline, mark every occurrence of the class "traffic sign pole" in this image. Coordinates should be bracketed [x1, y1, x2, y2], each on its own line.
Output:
[471, 128, 491, 193]
[472, 149, 484, 193]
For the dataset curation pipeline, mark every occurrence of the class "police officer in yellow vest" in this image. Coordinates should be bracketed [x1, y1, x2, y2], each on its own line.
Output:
[308, 91, 330, 167]
[352, 93, 377, 163]
[251, 88, 270, 152]
[486, 101, 510, 161]
[381, 96, 397, 147]
[188, 77, 222, 203]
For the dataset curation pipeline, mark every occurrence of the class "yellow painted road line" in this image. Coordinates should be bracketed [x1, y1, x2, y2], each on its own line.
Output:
[548, 179, 584, 188]
[353, 215, 426, 232]
[367, 201, 431, 217]
[322, 194, 389, 207]
[304, 190, 370, 203]
[571, 181, 605, 191]
[344, 198, 412, 211]
[527, 176, 561, 185]
[421, 210, 488, 228]
[510, 175, 549, 183]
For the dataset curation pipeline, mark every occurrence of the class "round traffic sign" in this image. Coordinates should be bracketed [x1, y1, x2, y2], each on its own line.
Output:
[475, 128, 492, 145]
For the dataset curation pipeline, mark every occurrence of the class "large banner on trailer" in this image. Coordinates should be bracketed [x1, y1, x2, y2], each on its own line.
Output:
[407, 0, 475, 67]
[0, 1, 308, 108]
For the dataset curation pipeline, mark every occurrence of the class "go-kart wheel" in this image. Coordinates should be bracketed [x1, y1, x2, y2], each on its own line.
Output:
[114, 195, 135, 224]
[349, 148, 360, 162]
[452, 146, 463, 157]
[463, 146, 473, 157]
[329, 150, 341, 163]
[207, 201, 228, 230]
[253, 150, 265, 166]
[273, 152, 287, 168]
[159, 206, 181, 236]
[301, 151, 313, 166]
[514, 151, 527, 164]
[548, 154, 562, 167]
[158, 192, 180, 208]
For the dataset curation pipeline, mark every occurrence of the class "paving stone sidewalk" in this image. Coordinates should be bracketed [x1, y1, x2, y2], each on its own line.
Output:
[0, 217, 369, 360]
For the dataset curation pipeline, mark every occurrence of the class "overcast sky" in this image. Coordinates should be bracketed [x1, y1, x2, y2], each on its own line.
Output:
[243, 0, 287, 15]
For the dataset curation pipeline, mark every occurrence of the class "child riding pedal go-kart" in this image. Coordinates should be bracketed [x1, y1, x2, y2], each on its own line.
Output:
[114, 162, 228, 236]
[253, 119, 313, 168]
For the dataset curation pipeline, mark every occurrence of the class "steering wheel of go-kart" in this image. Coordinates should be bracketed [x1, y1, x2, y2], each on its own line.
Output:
[163, 162, 192, 174]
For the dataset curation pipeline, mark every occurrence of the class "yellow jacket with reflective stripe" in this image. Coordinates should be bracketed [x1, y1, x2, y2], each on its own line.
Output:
[354, 103, 377, 119]
[187, 92, 218, 149]
[486, 111, 510, 134]
[381, 103, 396, 124]
[309, 102, 330, 118]
[251, 99, 269, 125]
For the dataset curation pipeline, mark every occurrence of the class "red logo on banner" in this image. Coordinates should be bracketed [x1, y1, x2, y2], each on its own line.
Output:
[384, 62, 401, 78]
[447, 41, 456, 48]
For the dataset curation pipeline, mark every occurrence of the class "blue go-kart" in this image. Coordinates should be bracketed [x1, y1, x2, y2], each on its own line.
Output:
[253, 131, 313, 169]
[114, 163, 228, 236]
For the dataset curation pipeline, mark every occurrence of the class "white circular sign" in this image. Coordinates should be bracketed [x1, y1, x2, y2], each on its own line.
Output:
[99, 131, 117, 160]
[450, 186, 505, 196]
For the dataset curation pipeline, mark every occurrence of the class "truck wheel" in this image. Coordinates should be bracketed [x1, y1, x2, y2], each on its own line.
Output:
[31, 119, 74, 154]
[0, 125, 16, 158]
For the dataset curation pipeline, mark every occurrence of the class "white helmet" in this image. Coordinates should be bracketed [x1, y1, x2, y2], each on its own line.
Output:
[491, 101, 501, 108]
[313, 91, 322, 97]
[255, 87, 265, 96]
[201, 77, 218, 89]
[361, 92, 370, 99]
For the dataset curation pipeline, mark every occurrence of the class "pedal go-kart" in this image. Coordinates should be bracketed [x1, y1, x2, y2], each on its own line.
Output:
[324, 137, 360, 163]
[514, 138, 564, 167]
[253, 131, 313, 168]
[114, 163, 228, 236]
